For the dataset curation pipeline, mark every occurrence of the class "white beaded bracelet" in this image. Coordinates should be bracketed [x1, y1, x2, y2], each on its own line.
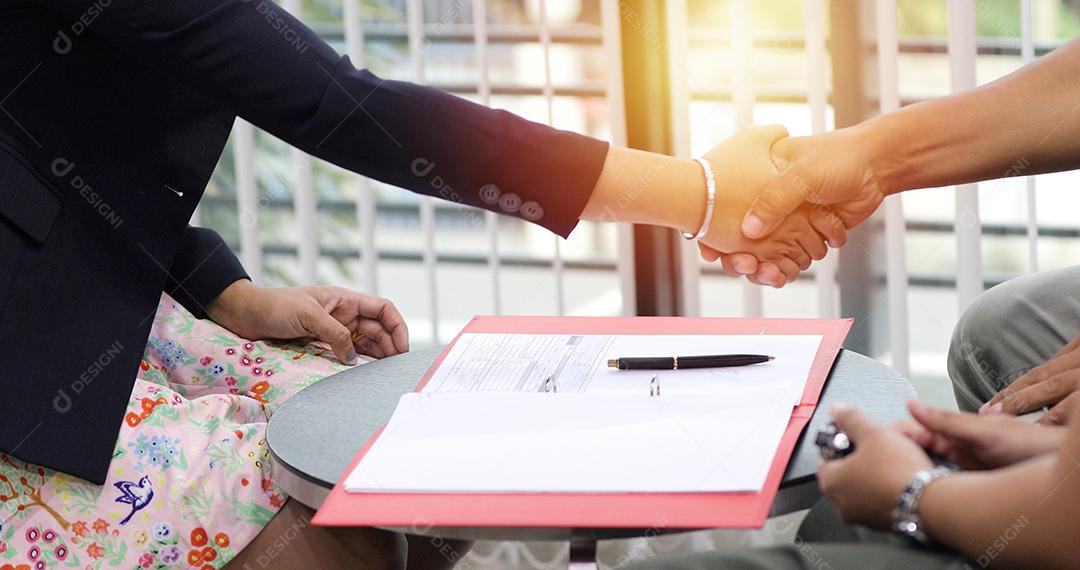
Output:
[682, 157, 717, 241]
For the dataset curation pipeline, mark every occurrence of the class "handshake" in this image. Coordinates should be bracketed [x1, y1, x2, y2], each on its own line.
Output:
[684, 124, 887, 288]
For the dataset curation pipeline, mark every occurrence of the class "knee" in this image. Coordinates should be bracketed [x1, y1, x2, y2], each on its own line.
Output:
[948, 281, 1029, 409]
[948, 290, 1002, 386]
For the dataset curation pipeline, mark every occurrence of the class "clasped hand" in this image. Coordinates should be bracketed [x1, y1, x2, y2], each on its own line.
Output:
[700, 126, 885, 286]
[816, 400, 1062, 529]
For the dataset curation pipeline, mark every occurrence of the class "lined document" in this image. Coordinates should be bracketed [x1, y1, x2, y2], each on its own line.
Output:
[423, 333, 823, 408]
[344, 392, 795, 494]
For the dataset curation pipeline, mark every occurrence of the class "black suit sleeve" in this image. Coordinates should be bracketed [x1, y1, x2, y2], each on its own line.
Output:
[165, 226, 249, 319]
[36, 0, 610, 238]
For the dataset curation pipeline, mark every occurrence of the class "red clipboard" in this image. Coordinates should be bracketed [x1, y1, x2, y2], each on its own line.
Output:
[312, 316, 852, 529]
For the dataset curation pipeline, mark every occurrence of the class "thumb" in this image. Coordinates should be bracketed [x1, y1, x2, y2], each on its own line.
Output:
[741, 165, 808, 239]
[300, 305, 359, 365]
[830, 402, 879, 442]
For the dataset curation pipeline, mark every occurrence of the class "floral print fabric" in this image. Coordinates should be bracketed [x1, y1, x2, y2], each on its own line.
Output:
[0, 294, 351, 570]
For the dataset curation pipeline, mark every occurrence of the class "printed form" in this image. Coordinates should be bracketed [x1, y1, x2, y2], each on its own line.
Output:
[422, 333, 824, 408]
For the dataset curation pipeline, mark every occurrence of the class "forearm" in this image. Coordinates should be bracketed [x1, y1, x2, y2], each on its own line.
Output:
[166, 227, 249, 319]
[861, 37, 1080, 195]
[580, 146, 705, 234]
[920, 454, 1080, 567]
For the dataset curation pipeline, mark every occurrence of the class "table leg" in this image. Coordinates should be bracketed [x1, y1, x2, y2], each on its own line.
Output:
[568, 538, 598, 570]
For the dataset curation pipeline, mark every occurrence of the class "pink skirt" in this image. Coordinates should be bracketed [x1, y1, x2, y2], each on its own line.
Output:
[0, 294, 352, 570]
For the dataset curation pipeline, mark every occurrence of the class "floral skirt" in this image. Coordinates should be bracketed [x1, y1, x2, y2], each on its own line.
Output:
[0, 294, 352, 570]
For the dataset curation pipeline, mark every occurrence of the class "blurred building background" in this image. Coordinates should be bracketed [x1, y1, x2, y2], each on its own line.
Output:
[193, 1, 1080, 565]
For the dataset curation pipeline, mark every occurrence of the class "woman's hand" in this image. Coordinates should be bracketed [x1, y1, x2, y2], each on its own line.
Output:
[581, 126, 846, 287]
[816, 403, 933, 529]
[206, 280, 409, 364]
[904, 400, 1064, 470]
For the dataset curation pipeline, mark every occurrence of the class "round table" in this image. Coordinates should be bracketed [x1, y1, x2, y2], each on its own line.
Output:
[268, 347, 915, 568]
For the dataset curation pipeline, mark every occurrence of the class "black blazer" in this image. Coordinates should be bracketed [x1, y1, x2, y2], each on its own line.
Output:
[1, 0, 608, 484]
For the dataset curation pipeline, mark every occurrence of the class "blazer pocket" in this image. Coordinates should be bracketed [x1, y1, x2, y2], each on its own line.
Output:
[0, 145, 63, 244]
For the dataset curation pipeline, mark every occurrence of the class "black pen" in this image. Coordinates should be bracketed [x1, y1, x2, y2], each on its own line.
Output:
[607, 354, 774, 371]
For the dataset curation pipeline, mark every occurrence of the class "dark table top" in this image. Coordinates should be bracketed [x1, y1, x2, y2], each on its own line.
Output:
[268, 346, 915, 541]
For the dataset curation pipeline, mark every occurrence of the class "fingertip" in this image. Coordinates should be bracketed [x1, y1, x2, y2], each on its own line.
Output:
[733, 256, 757, 275]
[830, 401, 852, 416]
[986, 402, 1003, 414]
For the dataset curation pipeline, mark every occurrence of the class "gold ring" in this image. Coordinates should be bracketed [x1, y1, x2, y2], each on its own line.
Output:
[351, 330, 364, 344]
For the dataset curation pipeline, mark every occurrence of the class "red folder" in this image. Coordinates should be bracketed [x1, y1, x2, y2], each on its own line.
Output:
[313, 316, 851, 529]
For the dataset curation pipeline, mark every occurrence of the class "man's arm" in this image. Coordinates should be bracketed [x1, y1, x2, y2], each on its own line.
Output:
[739, 36, 1080, 239]
[165, 226, 248, 319]
[820, 404, 1080, 569]
[918, 441, 1080, 567]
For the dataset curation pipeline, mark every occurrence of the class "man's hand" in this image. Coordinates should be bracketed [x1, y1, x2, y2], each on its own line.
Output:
[742, 127, 887, 238]
[982, 332, 1080, 424]
[206, 280, 409, 364]
[710, 127, 879, 286]
[816, 403, 933, 529]
[903, 400, 1064, 470]
[696, 126, 847, 284]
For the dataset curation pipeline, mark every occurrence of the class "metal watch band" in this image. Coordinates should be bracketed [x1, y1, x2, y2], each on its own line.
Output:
[891, 465, 955, 544]
[681, 157, 717, 241]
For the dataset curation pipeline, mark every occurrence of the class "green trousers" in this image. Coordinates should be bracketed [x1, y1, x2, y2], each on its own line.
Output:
[625, 499, 973, 569]
[948, 265, 1080, 411]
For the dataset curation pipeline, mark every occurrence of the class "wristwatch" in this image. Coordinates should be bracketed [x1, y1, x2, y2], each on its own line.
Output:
[891, 465, 955, 544]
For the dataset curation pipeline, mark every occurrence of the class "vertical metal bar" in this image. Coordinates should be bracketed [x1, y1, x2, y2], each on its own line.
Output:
[234, 119, 262, 283]
[472, 0, 501, 314]
[407, 0, 441, 342]
[285, 0, 319, 284]
[665, 0, 701, 317]
[1021, 0, 1039, 273]
[344, 0, 379, 294]
[948, 0, 983, 310]
[875, 0, 909, 378]
[805, 0, 838, 319]
[600, 0, 637, 316]
[832, 0, 881, 357]
[537, 0, 566, 316]
[624, 0, 682, 317]
[730, 0, 762, 317]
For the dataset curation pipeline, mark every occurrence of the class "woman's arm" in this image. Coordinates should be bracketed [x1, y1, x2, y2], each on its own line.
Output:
[166, 226, 249, 319]
[37, 0, 838, 270]
[583, 129, 846, 281]
[38, 0, 606, 238]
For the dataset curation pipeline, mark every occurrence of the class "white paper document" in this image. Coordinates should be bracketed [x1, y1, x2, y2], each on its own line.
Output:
[344, 392, 795, 494]
[422, 333, 823, 408]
